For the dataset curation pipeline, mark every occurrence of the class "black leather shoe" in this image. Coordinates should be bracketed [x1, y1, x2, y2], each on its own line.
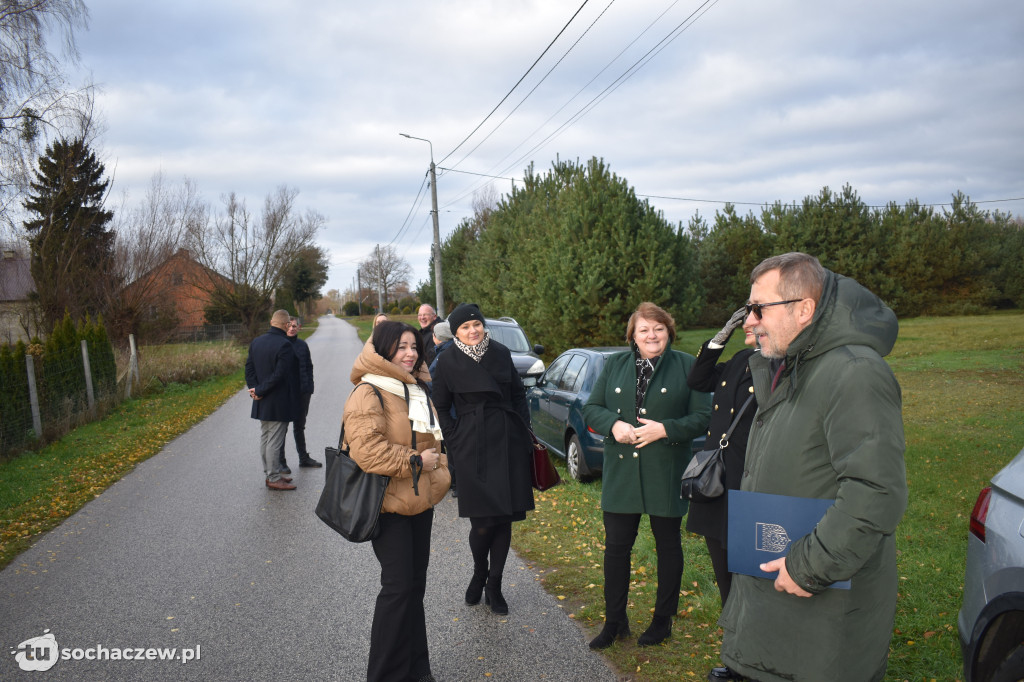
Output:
[708, 666, 747, 680]
[278, 464, 292, 475]
[637, 614, 672, 646]
[589, 620, 631, 650]
[298, 457, 322, 468]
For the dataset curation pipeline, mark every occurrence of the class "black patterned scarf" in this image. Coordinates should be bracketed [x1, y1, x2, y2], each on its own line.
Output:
[634, 345, 660, 415]
[454, 330, 491, 362]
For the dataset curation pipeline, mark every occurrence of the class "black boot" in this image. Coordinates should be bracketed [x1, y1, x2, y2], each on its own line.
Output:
[484, 576, 508, 615]
[588, 620, 631, 650]
[637, 614, 672, 646]
[465, 569, 487, 605]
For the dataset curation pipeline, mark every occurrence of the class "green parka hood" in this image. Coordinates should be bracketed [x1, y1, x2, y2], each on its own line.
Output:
[783, 269, 898, 387]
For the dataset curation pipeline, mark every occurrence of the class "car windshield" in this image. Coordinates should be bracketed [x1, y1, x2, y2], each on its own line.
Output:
[489, 324, 530, 352]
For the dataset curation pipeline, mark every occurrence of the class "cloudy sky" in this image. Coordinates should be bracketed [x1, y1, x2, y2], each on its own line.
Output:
[72, 0, 1024, 296]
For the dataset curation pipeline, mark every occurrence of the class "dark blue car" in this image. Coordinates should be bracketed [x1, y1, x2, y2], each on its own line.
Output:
[527, 347, 627, 482]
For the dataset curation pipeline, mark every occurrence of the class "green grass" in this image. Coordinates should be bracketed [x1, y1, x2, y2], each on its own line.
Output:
[347, 314, 418, 342]
[513, 311, 1024, 681]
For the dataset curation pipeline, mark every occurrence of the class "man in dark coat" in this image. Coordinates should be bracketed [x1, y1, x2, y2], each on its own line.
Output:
[716, 253, 907, 682]
[417, 304, 442, 366]
[276, 317, 321, 473]
[245, 309, 300, 491]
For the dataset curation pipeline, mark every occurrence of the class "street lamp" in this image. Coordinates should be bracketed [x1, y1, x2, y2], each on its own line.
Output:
[400, 132, 445, 318]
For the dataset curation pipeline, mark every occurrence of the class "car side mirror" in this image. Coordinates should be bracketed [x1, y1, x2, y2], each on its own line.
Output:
[523, 376, 538, 388]
[533, 344, 544, 355]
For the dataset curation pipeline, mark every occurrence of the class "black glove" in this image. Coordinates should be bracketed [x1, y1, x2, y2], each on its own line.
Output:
[711, 307, 747, 346]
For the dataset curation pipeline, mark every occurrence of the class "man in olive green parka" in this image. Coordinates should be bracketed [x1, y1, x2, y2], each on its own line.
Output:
[716, 253, 908, 682]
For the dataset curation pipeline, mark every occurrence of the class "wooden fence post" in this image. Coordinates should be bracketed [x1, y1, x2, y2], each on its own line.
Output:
[25, 354, 42, 438]
[81, 339, 95, 415]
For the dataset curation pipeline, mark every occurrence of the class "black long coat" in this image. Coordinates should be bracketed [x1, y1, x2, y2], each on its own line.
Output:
[244, 326, 299, 422]
[684, 342, 756, 541]
[291, 335, 314, 395]
[431, 340, 535, 521]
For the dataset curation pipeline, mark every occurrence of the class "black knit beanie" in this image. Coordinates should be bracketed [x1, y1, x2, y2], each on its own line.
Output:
[447, 303, 485, 333]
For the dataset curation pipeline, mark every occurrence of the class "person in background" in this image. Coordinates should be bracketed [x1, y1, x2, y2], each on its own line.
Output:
[244, 309, 300, 491]
[431, 303, 534, 616]
[344, 320, 450, 682]
[428, 320, 454, 379]
[276, 317, 321, 474]
[685, 308, 757, 682]
[373, 313, 389, 327]
[428, 319, 457, 497]
[715, 252, 907, 682]
[417, 304, 442, 366]
[582, 301, 711, 649]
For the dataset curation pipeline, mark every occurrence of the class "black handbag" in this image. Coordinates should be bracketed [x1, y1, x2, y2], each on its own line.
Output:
[315, 384, 389, 542]
[680, 393, 755, 502]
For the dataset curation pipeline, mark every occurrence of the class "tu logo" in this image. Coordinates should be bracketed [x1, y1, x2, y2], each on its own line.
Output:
[10, 629, 59, 672]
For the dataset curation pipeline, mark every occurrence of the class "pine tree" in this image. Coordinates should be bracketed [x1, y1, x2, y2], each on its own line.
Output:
[23, 137, 115, 330]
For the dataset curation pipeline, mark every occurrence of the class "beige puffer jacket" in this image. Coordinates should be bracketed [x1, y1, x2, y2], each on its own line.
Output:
[343, 339, 450, 515]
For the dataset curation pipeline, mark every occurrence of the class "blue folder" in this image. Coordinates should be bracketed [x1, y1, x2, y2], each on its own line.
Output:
[727, 489, 851, 590]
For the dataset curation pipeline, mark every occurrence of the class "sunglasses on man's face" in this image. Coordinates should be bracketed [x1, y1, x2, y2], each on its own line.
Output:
[744, 299, 802, 320]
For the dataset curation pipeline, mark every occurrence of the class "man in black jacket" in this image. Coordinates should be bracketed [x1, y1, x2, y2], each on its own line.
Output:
[417, 304, 442, 366]
[245, 309, 300, 490]
[277, 316, 321, 472]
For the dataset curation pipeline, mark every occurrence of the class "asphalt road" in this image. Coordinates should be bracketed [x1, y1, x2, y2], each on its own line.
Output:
[0, 316, 620, 681]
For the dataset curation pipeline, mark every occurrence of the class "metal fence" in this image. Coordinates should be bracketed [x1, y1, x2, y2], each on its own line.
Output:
[165, 324, 246, 344]
[1, 341, 119, 456]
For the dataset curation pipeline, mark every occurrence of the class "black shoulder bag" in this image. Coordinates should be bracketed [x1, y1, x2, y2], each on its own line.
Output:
[315, 383, 389, 542]
[680, 393, 755, 502]
[315, 383, 426, 542]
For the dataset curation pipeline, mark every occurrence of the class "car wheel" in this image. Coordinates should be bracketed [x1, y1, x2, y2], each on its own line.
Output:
[566, 434, 590, 482]
[992, 642, 1024, 682]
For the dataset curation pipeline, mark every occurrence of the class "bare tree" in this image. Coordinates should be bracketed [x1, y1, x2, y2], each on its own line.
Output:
[104, 172, 207, 341]
[186, 185, 324, 338]
[359, 244, 412, 311]
[1, 0, 96, 233]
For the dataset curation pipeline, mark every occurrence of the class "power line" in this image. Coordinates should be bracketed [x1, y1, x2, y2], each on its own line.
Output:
[436, 169, 1024, 211]
[444, 0, 619, 173]
[640, 193, 1024, 210]
[441, 0, 719, 212]
[388, 171, 430, 247]
[438, 0, 593, 167]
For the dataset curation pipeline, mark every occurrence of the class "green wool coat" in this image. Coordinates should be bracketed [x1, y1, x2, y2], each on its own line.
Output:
[719, 271, 908, 682]
[583, 349, 711, 518]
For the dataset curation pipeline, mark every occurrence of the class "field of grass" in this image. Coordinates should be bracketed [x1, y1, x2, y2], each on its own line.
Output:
[512, 311, 1024, 681]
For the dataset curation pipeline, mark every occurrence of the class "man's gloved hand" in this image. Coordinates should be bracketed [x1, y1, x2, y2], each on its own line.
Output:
[711, 307, 747, 346]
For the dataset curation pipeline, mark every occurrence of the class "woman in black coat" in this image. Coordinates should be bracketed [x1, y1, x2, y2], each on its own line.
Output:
[685, 308, 757, 609]
[431, 304, 535, 615]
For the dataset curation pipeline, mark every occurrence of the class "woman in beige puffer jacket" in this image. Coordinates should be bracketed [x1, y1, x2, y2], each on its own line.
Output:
[343, 321, 450, 682]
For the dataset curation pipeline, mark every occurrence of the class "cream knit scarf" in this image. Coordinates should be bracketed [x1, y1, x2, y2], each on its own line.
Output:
[360, 373, 444, 441]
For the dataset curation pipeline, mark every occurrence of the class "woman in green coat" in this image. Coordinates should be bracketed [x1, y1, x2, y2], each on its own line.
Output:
[583, 302, 711, 649]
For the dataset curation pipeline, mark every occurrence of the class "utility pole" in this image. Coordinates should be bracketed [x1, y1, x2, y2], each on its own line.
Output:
[427, 159, 444, 318]
[356, 272, 362, 316]
[375, 244, 384, 313]
[400, 133, 445, 317]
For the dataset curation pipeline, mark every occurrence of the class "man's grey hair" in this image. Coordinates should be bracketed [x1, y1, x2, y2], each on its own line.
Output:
[751, 252, 826, 303]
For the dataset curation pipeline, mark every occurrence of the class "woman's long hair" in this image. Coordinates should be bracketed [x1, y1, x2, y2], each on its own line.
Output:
[372, 321, 426, 375]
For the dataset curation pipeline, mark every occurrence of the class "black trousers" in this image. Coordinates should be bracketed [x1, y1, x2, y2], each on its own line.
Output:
[705, 534, 732, 607]
[367, 509, 433, 682]
[277, 392, 311, 464]
[602, 511, 683, 623]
